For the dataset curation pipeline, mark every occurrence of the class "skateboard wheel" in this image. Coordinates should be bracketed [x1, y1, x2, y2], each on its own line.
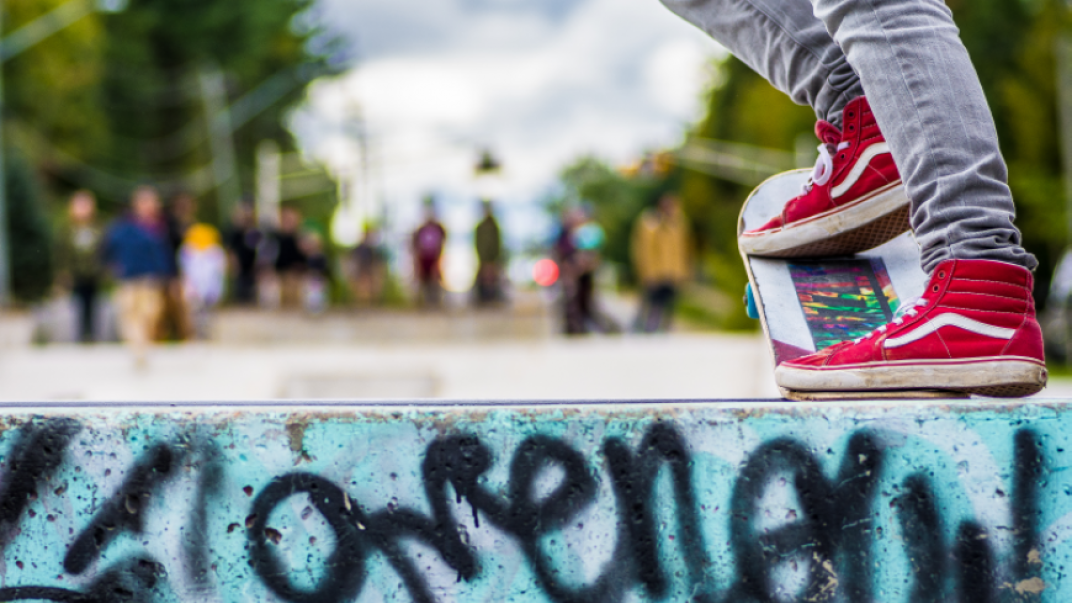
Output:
[745, 283, 759, 320]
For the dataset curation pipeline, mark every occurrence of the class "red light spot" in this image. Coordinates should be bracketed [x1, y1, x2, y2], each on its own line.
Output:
[533, 259, 559, 287]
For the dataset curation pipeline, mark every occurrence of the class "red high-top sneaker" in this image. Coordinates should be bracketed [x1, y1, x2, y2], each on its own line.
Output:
[740, 96, 909, 258]
[776, 259, 1047, 397]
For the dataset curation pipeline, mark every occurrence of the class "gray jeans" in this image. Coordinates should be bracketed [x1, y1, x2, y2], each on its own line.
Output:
[660, 0, 1037, 273]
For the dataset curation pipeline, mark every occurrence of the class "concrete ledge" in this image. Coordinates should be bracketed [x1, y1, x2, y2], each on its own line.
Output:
[0, 399, 1064, 601]
[212, 304, 553, 345]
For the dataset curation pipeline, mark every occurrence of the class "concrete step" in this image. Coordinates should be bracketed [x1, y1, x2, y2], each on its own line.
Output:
[0, 399, 1062, 601]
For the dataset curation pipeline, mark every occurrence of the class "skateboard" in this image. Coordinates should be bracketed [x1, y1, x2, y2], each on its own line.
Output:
[739, 170, 969, 400]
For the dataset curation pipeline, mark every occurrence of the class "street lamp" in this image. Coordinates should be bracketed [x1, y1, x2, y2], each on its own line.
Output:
[0, 0, 126, 305]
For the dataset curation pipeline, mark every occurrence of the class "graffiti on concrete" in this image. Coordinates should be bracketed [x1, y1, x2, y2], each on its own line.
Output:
[0, 403, 1062, 602]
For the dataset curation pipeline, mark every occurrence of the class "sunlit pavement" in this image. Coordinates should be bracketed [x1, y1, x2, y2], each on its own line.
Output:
[0, 334, 779, 401]
[5, 302, 1072, 401]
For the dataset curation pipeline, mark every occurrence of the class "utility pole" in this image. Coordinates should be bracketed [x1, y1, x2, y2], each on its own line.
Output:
[0, 3, 9, 306]
[255, 140, 280, 228]
[199, 65, 241, 226]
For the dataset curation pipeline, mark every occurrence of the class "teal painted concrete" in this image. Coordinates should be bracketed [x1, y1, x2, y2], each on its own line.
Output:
[0, 400, 1062, 602]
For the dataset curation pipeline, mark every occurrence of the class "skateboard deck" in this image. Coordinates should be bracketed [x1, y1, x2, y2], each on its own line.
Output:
[739, 170, 969, 400]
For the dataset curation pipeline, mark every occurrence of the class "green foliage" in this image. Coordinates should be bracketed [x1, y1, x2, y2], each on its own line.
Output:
[5, 152, 53, 303]
[5, 0, 109, 163]
[969, 0, 1070, 303]
[93, 0, 340, 212]
[4, 0, 342, 215]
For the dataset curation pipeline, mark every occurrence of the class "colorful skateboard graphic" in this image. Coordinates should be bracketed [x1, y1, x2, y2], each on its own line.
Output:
[739, 170, 965, 399]
[790, 259, 897, 352]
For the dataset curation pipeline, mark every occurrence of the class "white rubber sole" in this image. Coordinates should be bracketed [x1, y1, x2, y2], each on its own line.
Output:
[775, 357, 1048, 398]
[740, 182, 910, 258]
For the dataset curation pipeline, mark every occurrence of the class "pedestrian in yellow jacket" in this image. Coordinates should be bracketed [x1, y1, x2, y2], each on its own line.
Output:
[631, 193, 692, 332]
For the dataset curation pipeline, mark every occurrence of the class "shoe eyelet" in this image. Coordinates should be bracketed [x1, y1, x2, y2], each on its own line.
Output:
[839, 154, 846, 160]
[848, 112, 855, 119]
[938, 271, 946, 279]
[932, 285, 940, 293]
[848, 125, 855, 132]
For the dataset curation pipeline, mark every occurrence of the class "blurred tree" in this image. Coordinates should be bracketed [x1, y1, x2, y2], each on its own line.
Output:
[969, 0, 1069, 305]
[2, 0, 105, 304]
[4, 0, 109, 180]
[3, 0, 343, 215]
[3, 1, 108, 157]
[94, 0, 343, 216]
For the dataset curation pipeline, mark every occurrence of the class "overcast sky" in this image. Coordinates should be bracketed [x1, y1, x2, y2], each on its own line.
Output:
[290, 0, 723, 273]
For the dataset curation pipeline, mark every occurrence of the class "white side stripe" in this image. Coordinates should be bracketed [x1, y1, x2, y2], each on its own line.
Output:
[884, 313, 1016, 349]
[831, 142, 891, 198]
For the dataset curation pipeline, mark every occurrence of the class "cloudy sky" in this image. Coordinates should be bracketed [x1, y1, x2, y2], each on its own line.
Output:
[291, 0, 723, 279]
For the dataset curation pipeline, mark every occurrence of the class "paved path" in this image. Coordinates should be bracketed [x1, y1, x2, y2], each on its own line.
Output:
[4, 306, 1069, 402]
[0, 334, 781, 401]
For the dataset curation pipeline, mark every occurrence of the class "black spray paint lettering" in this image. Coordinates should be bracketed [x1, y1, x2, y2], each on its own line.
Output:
[0, 421, 186, 602]
[248, 433, 616, 603]
[0, 418, 1049, 603]
[249, 426, 713, 603]
[0, 418, 81, 547]
[64, 442, 186, 574]
[250, 426, 1047, 603]
[726, 432, 884, 603]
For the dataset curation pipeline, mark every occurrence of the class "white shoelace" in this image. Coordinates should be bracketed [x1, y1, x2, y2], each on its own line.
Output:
[852, 297, 929, 344]
[801, 141, 852, 194]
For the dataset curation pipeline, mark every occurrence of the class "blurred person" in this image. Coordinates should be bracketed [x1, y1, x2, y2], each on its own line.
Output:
[554, 208, 584, 334]
[571, 208, 618, 334]
[158, 191, 197, 341]
[349, 224, 388, 307]
[555, 207, 618, 335]
[631, 193, 693, 333]
[411, 198, 447, 307]
[302, 231, 331, 314]
[225, 202, 262, 305]
[272, 207, 307, 309]
[179, 224, 227, 339]
[473, 200, 504, 305]
[54, 190, 105, 343]
[102, 186, 171, 366]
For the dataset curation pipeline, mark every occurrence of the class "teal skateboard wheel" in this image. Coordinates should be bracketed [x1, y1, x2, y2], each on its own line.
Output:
[745, 283, 759, 319]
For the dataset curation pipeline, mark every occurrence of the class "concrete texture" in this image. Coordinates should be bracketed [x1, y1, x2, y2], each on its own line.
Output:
[0, 400, 1063, 602]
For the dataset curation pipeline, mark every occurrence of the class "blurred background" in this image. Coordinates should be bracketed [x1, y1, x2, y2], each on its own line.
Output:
[1, 0, 1072, 400]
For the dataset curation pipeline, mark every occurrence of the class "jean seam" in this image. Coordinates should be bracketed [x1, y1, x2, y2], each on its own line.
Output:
[855, 0, 953, 264]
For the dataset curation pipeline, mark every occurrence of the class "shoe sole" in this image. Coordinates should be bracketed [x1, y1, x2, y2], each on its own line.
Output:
[740, 182, 910, 258]
[775, 357, 1048, 398]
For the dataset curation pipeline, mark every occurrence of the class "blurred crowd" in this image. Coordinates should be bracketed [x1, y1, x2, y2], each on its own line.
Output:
[47, 181, 695, 361]
[50, 186, 509, 362]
